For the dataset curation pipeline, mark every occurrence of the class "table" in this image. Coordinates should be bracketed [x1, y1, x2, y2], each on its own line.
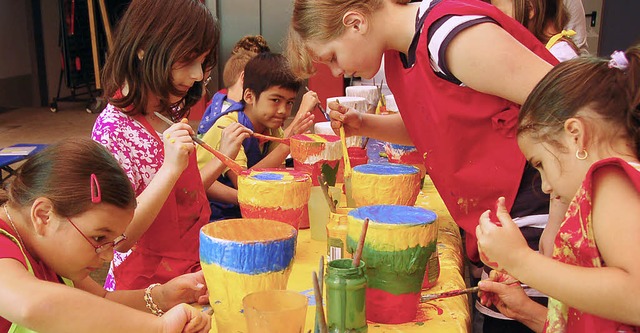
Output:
[0, 143, 47, 185]
[286, 177, 471, 332]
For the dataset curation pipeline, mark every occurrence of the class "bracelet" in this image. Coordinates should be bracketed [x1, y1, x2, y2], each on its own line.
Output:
[144, 283, 165, 317]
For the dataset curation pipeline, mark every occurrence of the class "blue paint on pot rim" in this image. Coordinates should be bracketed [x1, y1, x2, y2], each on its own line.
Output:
[348, 205, 436, 225]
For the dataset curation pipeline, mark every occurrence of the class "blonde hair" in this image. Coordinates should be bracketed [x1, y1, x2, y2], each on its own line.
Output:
[286, 0, 410, 79]
[223, 49, 257, 88]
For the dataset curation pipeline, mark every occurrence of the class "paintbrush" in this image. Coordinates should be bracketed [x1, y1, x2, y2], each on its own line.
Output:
[216, 125, 290, 145]
[312, 271, 328, 333]
[421, 283, 530, 302]
[337, 100, 356, 207]
[305, 86, 331, 121]
[318, 174, 337, 213]
[153, 112, 244, 174]
[360, 137, 370, 149]
[352, 218, 369, 268]
[315, 256, 325, 333]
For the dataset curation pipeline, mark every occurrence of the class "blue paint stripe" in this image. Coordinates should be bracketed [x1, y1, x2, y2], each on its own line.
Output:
[388, 143, 417, 150]
[199, 232, 297, 274]
[353, 163, 419, 175]
[252, 173, 285, 181]
[349, 205, 437, 225]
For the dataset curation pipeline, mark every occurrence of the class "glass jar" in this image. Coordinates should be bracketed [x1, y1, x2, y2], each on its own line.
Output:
[325, 259, 368, 333]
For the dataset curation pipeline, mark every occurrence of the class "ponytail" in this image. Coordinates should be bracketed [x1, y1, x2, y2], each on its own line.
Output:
[519, 44, 640, 158]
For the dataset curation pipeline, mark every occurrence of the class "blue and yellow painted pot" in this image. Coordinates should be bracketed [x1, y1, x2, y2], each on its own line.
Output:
[347, 205, 438, 324]
[200, 219, 297, 332]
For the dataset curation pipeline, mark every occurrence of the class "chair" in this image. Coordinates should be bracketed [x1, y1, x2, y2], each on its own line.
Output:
[0, 144, 48, 185]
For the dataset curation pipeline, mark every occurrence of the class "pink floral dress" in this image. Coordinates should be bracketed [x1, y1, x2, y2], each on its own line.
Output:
[544, 157, 640, 333]
[92, 104, 210, 290]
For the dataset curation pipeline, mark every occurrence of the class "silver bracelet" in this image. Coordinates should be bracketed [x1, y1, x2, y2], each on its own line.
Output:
[144, 283, 165, 317]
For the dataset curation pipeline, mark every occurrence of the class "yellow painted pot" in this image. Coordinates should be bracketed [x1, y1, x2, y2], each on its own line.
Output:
[200, 219, 297, 333]
[351, 164, 421, 207]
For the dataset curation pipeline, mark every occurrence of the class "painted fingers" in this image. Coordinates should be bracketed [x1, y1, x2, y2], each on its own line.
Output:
[476, 197, 531, 272]
[327, 101, 362, 136]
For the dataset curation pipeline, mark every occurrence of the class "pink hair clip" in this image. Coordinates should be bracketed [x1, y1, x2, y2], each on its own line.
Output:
[90, 173, 102, 203]
[608, 51, 629, 70]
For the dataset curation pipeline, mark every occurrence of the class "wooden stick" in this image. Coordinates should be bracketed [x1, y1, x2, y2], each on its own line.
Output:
[97, 0, 113, 50]
[87, 0, 101, 89]
[352, 218, 369, 268]
[305, 86, 330, 121]
[216, 125, 290, 145]
[314, 256, 325, 333]
[154, 112, 244, 174]
[317, 174, 336, 213]
[420, 286, 480, 302]
[360, 137, 370, 149]
[312, 272, 328, 333]
[318, 255, 324, 296]
[421, 284, 530, 302]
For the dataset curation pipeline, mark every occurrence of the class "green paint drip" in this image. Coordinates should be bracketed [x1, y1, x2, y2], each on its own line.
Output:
[347, 236, 436, 294]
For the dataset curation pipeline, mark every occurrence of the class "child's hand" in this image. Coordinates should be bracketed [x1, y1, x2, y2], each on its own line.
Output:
[155, 271, 209, 310]
[328, 101, 362, 137]
[478, 271, 529, 320]
[162, 119, 197, 175]
[476, 197, 529, 271]
[217, 122, 251, 159]
[284, 91, 316, 137]
[161, 303, 211, 333]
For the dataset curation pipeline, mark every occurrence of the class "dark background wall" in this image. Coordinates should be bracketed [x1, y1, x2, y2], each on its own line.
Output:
[0, 0, 638, 110]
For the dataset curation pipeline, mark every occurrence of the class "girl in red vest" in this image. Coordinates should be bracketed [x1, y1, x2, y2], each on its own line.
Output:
[93, 0, 252, 291]
[477, 46, 640, 332]
[287, 0, 561, 331]
[0, 138, 210, 333]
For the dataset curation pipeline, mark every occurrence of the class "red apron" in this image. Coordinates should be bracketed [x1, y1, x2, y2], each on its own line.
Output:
[113, 115, 211, 290]
[384, 0, 558, 262]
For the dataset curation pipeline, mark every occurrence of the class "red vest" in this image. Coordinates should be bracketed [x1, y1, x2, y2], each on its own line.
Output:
[384, 0, 558, 262]
[114, 115, 210, 290]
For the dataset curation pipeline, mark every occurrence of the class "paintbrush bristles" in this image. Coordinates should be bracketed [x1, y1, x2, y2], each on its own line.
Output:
[352, 218, 369, 268]
[305, 86, 330, 121]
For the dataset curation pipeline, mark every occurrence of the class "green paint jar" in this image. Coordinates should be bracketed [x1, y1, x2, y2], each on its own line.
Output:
[325, 258, 368, 333]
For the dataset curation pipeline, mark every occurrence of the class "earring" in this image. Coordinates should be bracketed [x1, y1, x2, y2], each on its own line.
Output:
[576, 149, 588, 160]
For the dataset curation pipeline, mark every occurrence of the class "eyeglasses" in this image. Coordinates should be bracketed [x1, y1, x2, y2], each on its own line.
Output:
[66, 218, 127, 254]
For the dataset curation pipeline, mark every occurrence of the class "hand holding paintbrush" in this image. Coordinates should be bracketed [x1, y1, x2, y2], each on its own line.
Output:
[217, 125, 290, 145]
[305, 86, 330, 121]
[154, 112, 246, 174]
[421, 282, 529, 302]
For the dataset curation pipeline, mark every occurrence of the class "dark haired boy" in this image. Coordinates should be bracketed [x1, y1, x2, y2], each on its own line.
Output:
[196, 52, 317, 221]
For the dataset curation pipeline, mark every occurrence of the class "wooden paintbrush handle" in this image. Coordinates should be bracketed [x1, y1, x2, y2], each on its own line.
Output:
[192, 137, 244, 175]
[217, 125, 290, 145]
[312, 272, 328, 333]
[352, 218, 369, 268]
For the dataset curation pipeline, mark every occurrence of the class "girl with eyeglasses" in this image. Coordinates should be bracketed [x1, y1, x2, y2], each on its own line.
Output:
[0, 138, 210, 333]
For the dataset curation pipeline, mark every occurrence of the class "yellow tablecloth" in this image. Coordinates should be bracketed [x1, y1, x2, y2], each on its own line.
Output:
[287, 177, 471, 332]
